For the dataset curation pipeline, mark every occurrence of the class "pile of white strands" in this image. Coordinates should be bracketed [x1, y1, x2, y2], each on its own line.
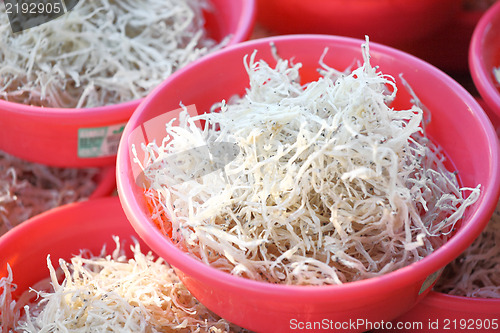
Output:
[135, 39, 480, 285]
[0, 237, 243, 332]
[0, 150, 98, 236]
[0, 0, 225, 108]
[434, 199, 500, 298]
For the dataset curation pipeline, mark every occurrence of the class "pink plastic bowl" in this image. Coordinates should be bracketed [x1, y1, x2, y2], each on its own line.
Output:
[256, 0, 460, 46]
[0, 0, 255, 168]
[116, 35, 500, 332]
[398, 7, 484, 74]
[470, 0, 500, 118]
[0, 197, 149, 306]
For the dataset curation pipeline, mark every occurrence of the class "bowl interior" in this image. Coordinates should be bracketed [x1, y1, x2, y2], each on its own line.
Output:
[117, 35, 499, 330]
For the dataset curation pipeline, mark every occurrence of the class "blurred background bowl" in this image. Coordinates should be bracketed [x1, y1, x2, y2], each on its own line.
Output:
[256, 0, 461, 46]
[116, 35, 500, 332]
[0, 0, 256, 168]
[470, 0, 500, 119]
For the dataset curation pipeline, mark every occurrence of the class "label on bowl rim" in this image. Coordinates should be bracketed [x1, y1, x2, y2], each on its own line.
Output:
[78, 122, 127, 158]
[418, 268, 444, 295]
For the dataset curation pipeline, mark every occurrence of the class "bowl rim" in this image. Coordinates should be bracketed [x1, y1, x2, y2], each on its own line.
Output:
[117, 34, 500, 300]
[0, 196, 121, 243]
[425, 290, 500, 307]
[0, 0, 256, 117]
[469, 0, 500, 117]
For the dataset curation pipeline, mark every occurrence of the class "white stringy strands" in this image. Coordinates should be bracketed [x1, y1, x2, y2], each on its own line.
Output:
[3, 237, 240, 333]
[137, 40, 480, 285]
[0, 150, 98, 236]
[434, 199, 500, 298]
[0, 265, 17, 333]
[0, 0, 224, 108]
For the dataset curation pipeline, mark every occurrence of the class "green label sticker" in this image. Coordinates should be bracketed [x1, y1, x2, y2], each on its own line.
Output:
[78, 123, 126, 158]
[418, 269, 442, 295]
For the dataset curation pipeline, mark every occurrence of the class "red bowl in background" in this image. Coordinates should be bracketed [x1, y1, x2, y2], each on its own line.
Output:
[398, 8, 484, 75]
[256, 0, 461, 46]
[477, 98, 500, 136]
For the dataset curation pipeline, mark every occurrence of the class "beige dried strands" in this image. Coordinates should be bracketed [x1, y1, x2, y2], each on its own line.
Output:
[0, 150, 98, 236]
[136, 40, 480, 286]
[1, 237, 243, 332]
[434, 199, 500, 298]
[0, 0, 223, 108]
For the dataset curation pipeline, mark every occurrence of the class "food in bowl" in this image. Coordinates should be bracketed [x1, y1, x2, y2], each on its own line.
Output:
[0, 236, 242, 332]
[0, 0, 226, 108]
[0, 150, 98, 235]
[134, 39, 480, 285]
[434, 199, 500, 298]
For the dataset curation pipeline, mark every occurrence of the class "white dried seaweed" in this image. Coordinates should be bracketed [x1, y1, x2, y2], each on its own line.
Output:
[462, 0, 498, 11]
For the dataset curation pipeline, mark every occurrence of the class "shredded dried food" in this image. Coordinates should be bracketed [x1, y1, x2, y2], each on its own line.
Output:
[0, 150, 98, 236]
[0, 237, 243, 332]
[0, 0, 225, 108]
[434, 199, 500, 298]
[135, 39, 480, 285]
